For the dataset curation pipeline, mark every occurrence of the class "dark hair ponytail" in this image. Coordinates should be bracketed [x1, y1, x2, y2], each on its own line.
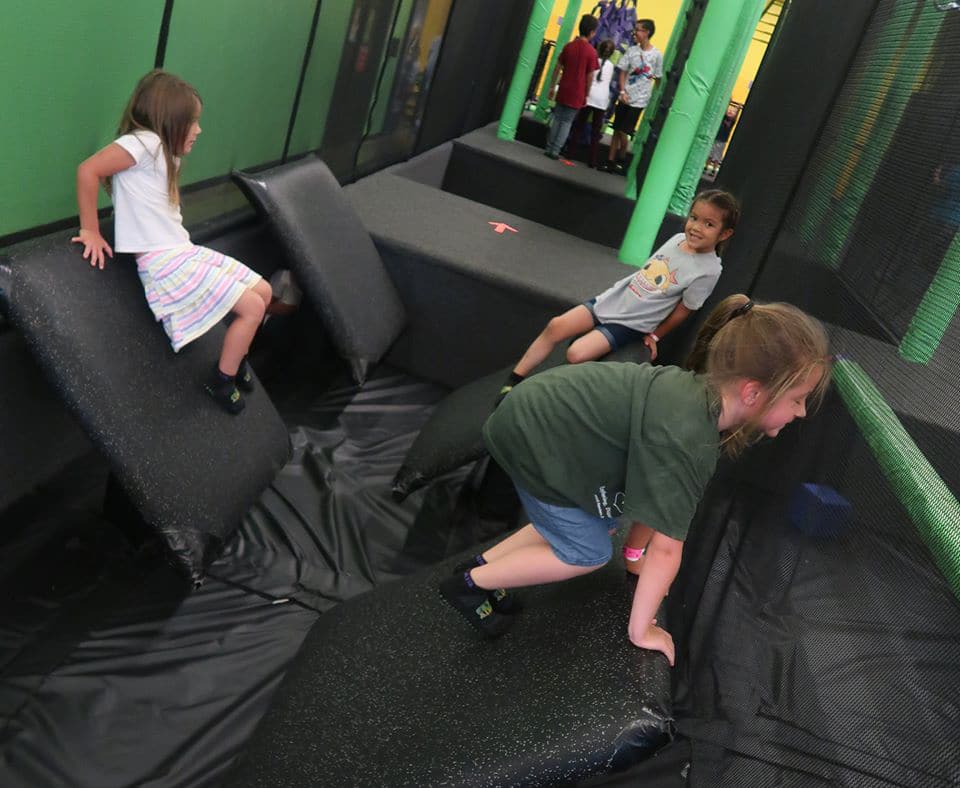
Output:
[596, 38, 615, 80]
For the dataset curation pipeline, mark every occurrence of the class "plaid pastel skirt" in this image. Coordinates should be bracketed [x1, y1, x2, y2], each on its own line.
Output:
[135, 244, 262, 352]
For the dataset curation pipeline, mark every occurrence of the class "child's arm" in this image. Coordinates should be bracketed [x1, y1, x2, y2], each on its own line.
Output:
[72, 143, 136, 269]
[643, 302, 693, 361]
[627, 529, 683, 665]
[548, 61, 563, 100]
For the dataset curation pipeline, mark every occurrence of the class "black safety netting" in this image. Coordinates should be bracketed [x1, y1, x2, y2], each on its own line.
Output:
[658, 1, 960, 786]
[0, 356, 511, 788]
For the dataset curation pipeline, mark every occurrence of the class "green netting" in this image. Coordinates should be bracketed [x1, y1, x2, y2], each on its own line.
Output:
[797, 4, 944, 265]
[833, 360, 960, 600]
[900, 229, 960, 364]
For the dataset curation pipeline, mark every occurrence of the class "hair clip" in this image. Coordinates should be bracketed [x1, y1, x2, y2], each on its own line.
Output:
[730, 299, 754, 319]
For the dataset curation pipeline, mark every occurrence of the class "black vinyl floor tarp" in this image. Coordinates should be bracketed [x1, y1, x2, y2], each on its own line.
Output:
[0, 364, 484, 788]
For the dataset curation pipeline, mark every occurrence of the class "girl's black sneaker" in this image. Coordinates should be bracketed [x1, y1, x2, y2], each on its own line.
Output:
[439, 573, 513, 638]
[205, 370, 245, 415]
[236, 357, 255, 393]
[451, 558, 521, 615]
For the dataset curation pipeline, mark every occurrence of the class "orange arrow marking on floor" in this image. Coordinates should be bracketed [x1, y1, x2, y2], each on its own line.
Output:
[560, 158, 576, 166]
[488, 222, 518, 234]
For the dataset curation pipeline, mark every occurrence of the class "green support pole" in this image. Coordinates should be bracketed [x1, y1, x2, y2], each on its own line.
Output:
[498, 0, 554, 141]
[619, 0, 750, 266]
[900, 229, 960, 364]
[533, 0, 582, 123]
[625, 0, 696, 200]
[669, 0, 765, 215]
[833, 360, 960, 600]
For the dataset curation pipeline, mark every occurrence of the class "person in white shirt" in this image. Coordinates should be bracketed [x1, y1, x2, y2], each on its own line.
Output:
[73, 70, 273, 415]
[563, 39, 616, 168]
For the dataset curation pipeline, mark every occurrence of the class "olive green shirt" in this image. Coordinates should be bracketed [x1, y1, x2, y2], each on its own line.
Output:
[483, 362, 720, 541]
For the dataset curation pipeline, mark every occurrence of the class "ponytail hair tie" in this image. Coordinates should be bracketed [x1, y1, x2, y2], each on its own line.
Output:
[729, 299, 754, 320]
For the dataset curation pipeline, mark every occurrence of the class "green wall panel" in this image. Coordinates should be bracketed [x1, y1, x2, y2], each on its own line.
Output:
[162, 0, 317, 184]
[287, 2, 355, 156]
[0, 2, 162, 237]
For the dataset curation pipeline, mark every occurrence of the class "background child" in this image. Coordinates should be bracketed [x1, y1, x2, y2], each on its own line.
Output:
[72, 69, 273, 415]
[498, 190, 740, 403]
[563, 38, 616, 168]
[441, 295, 832, 654]
[602, 19, 662, 174]
[543, 15, 600, 160]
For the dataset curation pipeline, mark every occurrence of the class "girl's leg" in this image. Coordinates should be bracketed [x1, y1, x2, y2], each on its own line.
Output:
[480, 523, 548, 563]
[219, 289, 267, 375]
[471, 543, 600, 589]
[252, 278, 272, 310]
[588, 108, 605, 167]
[565, 328, 614, 364]
[513, 305, 596, 377]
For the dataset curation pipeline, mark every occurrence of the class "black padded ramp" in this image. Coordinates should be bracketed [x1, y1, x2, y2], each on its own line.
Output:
[393, 343, 651, 501]
[230, 548, 673, 787]
[232, 156, 406, 385]
[443, 123, 636, 248]
[344, 171, 637, 387]
[0, 232, 290, 583]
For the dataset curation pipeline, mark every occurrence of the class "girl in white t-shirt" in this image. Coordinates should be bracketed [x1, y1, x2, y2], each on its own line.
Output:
[72, 69, 272, 415]
[563, 39, 616, 168]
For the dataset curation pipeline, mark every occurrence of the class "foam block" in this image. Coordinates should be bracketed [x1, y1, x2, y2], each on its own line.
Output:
[233, 156, 407, 385]
[392, 343, 652, 501]
[228, 548, 673, 787]
[0, 232, 291, 583]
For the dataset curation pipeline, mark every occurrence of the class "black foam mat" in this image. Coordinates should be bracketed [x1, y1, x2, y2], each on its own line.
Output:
[230, 543, 673, 788]
[344, 171, 636, 386]
[0, 231, 291, 583]
[232, 156, 407, 385]
[443, 123, 636, 248]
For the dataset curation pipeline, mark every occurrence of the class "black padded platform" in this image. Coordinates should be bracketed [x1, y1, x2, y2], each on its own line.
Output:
[443, 123, 636, 248]
[230, 546, 673, 787]
[0, 232, 290, 583]
[344, 170, 638, 387]
[233, 156, 407, 385]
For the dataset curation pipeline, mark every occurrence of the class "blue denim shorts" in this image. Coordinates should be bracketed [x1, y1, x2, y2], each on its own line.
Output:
[516, 485, 621, 567]
[584, 298, 647, 351]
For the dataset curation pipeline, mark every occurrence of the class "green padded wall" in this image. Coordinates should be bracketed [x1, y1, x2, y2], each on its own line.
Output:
[287, 3, 355, 156]
[0, 3, 161, 237]
[162, 0, 317, 185]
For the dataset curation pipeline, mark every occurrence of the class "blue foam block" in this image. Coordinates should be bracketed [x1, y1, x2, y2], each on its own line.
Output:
[790, 483, 853, 538]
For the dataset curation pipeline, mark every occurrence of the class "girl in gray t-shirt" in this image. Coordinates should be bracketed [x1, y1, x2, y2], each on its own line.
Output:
[497, 190, 740, 405]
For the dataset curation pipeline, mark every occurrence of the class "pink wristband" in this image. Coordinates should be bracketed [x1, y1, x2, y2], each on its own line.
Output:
[623, 546, 646, 562]
[649, 333, 660, 343]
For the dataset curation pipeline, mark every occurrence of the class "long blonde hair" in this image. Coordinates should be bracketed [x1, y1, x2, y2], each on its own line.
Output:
[687, 294, 832, 456]
[108, 69, 201, 205]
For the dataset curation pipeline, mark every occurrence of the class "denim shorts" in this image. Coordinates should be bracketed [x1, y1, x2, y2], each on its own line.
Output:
[516, 486, 621, 567]
[584, 298, 647, 351]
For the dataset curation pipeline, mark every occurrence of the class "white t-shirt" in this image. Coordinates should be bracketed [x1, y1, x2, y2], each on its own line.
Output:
[112, 130, 190, 253]
[587, 60, 615, 109]
[617, 45, 663, 108]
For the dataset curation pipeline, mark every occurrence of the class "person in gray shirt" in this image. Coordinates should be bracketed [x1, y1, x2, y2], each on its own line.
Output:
[497, 190, 740, 405]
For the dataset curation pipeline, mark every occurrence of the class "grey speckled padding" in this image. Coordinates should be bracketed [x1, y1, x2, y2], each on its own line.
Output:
[392, 343, 652, 501]
[232, 156, 406, 384]
[0, 233, 290, 583]
[229, 548, 672, 787]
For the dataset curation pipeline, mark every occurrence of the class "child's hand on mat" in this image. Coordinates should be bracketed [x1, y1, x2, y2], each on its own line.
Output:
[643, 333, 659, 361]
[630, 621, 675, 666]
[71, 229, 113, 270]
